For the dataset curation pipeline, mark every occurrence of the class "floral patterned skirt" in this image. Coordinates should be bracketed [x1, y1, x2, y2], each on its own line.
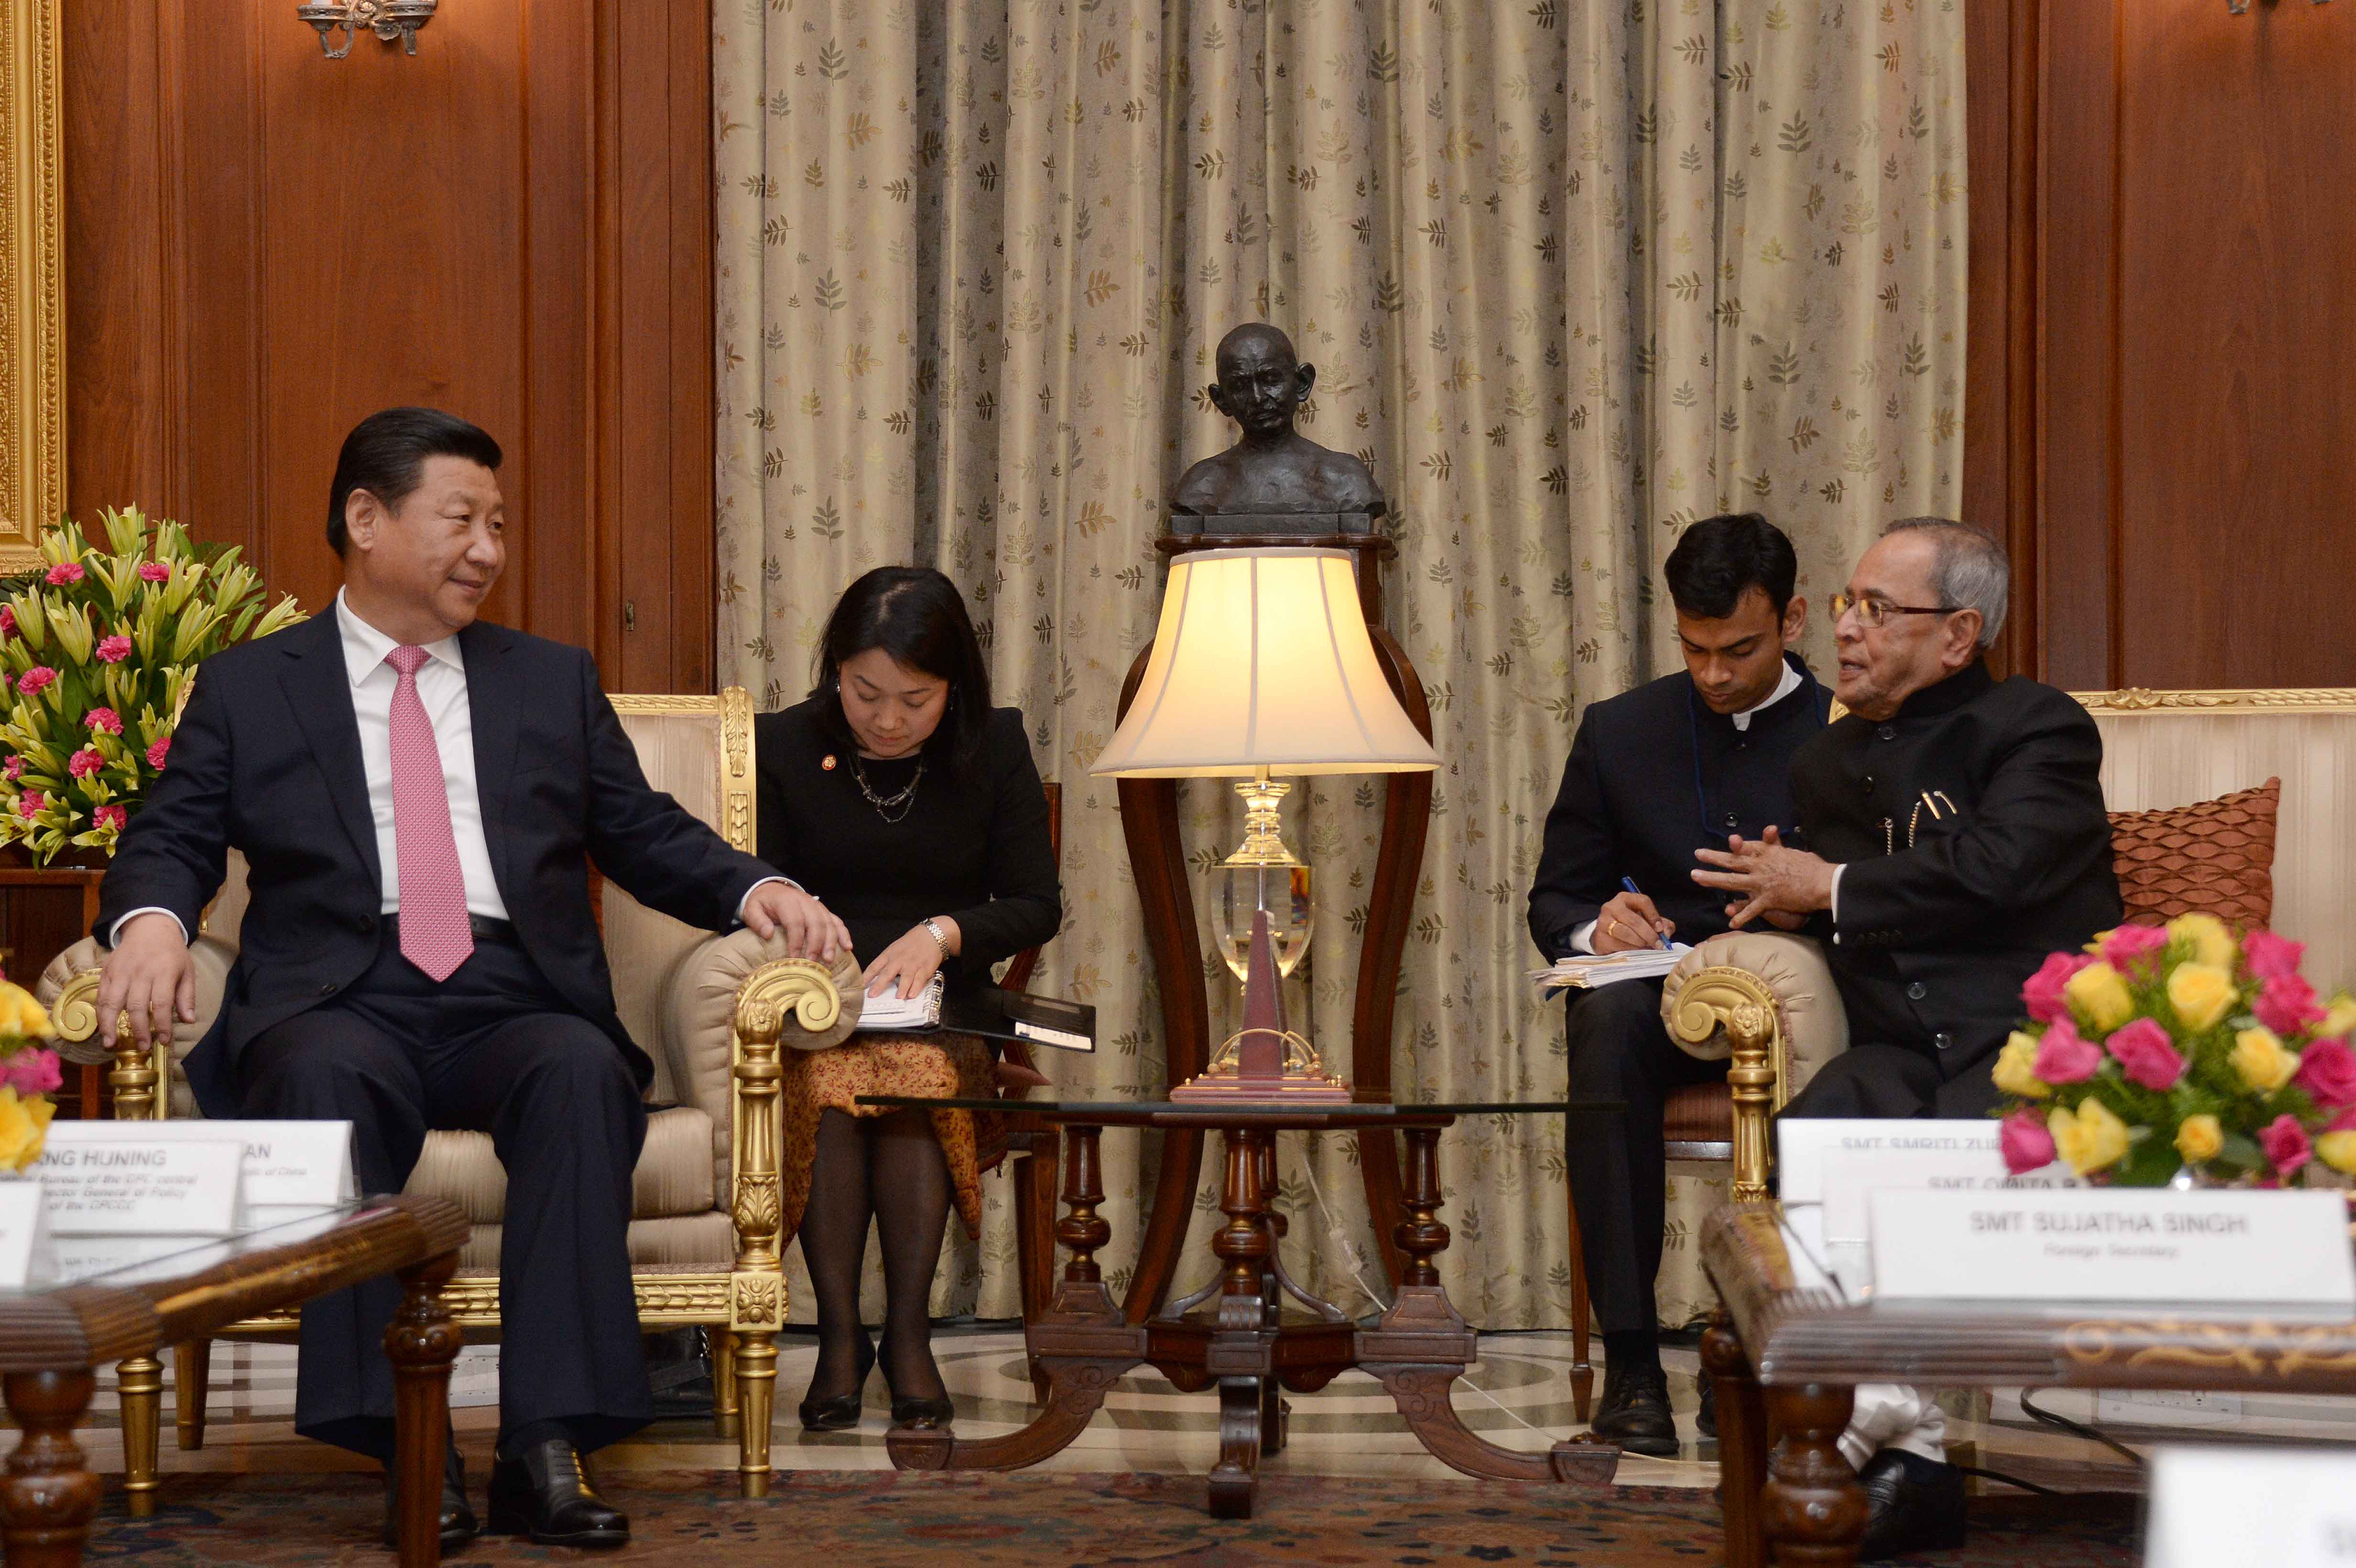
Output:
[777, 1034, 1002, 1242]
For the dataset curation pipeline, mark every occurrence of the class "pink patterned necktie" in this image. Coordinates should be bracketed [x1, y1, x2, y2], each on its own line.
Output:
[385, 645, 474, 981]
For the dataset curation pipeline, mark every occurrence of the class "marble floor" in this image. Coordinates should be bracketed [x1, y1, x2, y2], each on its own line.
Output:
[60, 1326, 2208, 1496]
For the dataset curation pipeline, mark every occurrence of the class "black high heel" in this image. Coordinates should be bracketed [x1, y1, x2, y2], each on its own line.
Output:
[797, 1332, 875, 1431]
[878, 1335, 956, 1428]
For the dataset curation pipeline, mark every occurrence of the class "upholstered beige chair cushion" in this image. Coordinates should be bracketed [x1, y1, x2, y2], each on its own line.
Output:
[403, 1106, 716, 1223]
[456, 1215, 739, 1272]
[1662, 930, 1850, 1100]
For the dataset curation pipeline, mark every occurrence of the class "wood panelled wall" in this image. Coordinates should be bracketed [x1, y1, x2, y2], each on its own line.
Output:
[61, 0, 715, 693]
[1968, 0, 2356, 691]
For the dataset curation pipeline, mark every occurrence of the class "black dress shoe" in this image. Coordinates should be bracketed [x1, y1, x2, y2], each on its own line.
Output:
[487, 1438, 628, 1549]
[381, 1442, 478, 1553]
[1857, 1448, 1967, 1562]
[1590, 1363, 1679, 1458]
[799, 1332, 876, 1431]
[889, 1393, 956, 1428]
[1697, 1374, 1718, 1438]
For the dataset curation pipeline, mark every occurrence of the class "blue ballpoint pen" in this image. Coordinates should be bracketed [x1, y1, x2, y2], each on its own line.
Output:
[1619, 877, 1675, 951]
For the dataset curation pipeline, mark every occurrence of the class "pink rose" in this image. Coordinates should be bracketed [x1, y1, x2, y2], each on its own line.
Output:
[42, 562, 82, 587]
[14, 792, 41, 819]
[65, 749, 100, 781]
[2330, 1108, 2356, 1134]
[137, 562, 170, 584]
[91, 804, 124, 833]
[2032, 1018, 2104, 1084]
[2100, 923, 2171, 972]
[84, 707, 121, 735]
[2259, 1113, 2312, 1178]
[2105, 1017, 2186, 1092]
[2000, 1109, 2057, 1175]
[95, 635, 132, 665]
[145, 735, 169, 770]
[2022, 951, 2094, 1025]
[1, 758, 19, 782]
[2255, 973, 2326, 1036]
[0, 607, 15, 640]
[2242, 929, 2306, 983]
[3, 1050, 59, 1097]
[15, 666, 55, 697]
[2293, 1037, 2356, 1109]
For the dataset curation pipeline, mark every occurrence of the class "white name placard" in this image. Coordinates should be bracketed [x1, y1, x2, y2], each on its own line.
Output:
[1778, 1119, 2018, 1206]
[1821, 1146, 2076, 1243]
[0, 1181, 55, 1288]
[30, 1136, 245, 1236]
[41, 1121, 355, 1208]
[1868, 1187, 2356, 1309]
[2147, 1447, 2356, 1568]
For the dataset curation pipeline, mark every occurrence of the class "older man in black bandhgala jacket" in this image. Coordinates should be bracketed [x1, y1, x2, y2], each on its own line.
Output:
[1528, 514, 1831, 1457]
[92, 408, 848, 1554]
[1692, 517, 2121, 1559]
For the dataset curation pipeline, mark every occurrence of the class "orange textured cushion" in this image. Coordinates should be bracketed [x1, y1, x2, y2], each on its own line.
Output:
[2107, 778, 2280, 929]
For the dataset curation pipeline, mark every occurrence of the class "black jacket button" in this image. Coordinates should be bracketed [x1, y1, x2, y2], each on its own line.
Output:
[1906, 981, 1927, 1001]
[1876, 724, 1897, 741]
[1934, 1031, 1954, 1051]
[358, 915, 376, 933]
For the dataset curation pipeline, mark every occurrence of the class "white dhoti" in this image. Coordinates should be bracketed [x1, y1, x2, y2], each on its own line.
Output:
[1841, 1383, 1946, 1470]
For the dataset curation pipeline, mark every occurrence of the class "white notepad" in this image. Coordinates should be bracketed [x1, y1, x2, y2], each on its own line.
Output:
[857, 972, 946, 1031]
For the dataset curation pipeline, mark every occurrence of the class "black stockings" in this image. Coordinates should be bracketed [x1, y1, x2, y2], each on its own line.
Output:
[796, 1108, 955, 1405]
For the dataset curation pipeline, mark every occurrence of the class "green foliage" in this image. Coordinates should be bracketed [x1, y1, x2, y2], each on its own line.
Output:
[0, 507, 304, 863]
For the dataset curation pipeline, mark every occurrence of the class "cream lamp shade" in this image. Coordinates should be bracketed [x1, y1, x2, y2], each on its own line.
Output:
[1091, 547, 1439, 778]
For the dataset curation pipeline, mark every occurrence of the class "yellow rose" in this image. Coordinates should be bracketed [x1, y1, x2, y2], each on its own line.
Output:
[1993, 1032, 2051, 1100]
[0, 1087, 54, 1173]
[0, 984, 47, 1040]
[2050, 1100, 2132, 1176]
[2232, 1026, 2299, 1092]
[2166, 962, 2237, 1033]
[2168, 912, 2236, 970]
[2321, 993, 2356, 1039]
[2317, 1132, 2356, 1177]
[2175, 1114, 2224, 1164]
[2064, 962, 2136, 1033]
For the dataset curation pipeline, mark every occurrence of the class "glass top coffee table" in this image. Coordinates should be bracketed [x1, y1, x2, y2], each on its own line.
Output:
[858, 1094, 1621, 1518]
[0, 1192, 469, 1567]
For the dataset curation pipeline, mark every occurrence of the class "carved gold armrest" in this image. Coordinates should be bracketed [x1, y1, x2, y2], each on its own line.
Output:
[1667, 966, 1787, 1202]
[49, 969, 170, 1121]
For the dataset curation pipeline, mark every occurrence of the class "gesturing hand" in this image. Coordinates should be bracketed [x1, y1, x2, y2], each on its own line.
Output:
[864, 918, 960, 1000]
[1689, 826, 1838, 930]
[1592, 890, 1675, 954]
[741, 881, 851, 960]
[95, 913, 196, 1051]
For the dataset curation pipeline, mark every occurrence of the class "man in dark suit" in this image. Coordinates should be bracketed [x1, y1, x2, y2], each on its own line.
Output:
[93, 408, 848, 1552]
[1528, 514, 1830, 1456]
[1692, 517, 2121, 1559]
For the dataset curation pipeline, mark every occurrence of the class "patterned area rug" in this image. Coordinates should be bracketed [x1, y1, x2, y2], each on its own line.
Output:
[86, 1469, 2138, 1566]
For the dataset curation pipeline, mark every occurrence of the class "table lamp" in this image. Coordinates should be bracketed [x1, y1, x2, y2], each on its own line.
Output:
[1091, 547, 1439, 1100]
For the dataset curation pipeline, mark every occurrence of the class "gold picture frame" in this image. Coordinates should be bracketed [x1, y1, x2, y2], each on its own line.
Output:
[0, 0, 63, 572]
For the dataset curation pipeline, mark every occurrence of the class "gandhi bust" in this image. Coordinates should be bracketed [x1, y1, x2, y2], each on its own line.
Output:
[1170, 323, 1385, 534]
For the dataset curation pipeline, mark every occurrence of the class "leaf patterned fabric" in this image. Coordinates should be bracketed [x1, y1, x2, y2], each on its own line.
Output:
[715, 0, 1963, 1328]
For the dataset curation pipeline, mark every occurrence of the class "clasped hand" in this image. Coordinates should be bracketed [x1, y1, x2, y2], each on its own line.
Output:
[1689, 825, 1836, 930]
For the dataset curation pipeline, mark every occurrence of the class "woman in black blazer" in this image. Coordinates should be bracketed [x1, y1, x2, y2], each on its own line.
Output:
[756, 567, 1060, 1431]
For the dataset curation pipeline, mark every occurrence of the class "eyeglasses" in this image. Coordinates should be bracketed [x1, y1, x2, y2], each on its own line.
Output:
[1829, 592, 1956, 631]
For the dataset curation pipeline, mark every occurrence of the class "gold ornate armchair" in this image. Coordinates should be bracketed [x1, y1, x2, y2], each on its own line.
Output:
[39, 691, 860, 1503]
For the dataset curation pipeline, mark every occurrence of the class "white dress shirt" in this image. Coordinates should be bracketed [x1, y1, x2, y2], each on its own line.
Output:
[1569, 660, 1808, 956]
[334, 590, 509, 919]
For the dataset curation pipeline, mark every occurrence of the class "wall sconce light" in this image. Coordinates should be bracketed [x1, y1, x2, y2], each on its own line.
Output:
[297, 0, 438, 57]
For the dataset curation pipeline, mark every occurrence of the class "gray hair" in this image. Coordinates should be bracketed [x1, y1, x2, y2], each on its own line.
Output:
[1881, 517, 2008, 649]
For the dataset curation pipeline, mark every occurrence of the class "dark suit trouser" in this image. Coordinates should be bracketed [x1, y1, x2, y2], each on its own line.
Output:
[238, 929, 651, 1461]
[1562, 980, 1727, 1336]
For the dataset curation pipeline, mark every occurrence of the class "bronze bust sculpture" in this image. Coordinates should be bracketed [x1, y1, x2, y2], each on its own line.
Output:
[1170, 323, 1385, 535]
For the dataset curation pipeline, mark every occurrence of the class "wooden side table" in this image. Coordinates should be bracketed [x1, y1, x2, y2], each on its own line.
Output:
[867, 1096, 1624, 1519]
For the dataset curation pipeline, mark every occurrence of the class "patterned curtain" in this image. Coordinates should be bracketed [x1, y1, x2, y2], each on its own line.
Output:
[714, 0, 1964, 1327]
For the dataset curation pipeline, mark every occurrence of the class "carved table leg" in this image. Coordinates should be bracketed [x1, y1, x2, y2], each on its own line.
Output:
[115, 1353, 163, 1518]
[1357, 1125, 1619, 1486]
[385, 1251, 462, 1568]
[1202, 1128, 1276, 1519]
[172, 1341, 211, 1451]
[1, 1369, 99, 1568]
[886, 1124, 1145, 1473]
[710, 1328, 740, 1438]
[1702, 1309, 1771, 1568]
[1763, 1383, 1865, 1567]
